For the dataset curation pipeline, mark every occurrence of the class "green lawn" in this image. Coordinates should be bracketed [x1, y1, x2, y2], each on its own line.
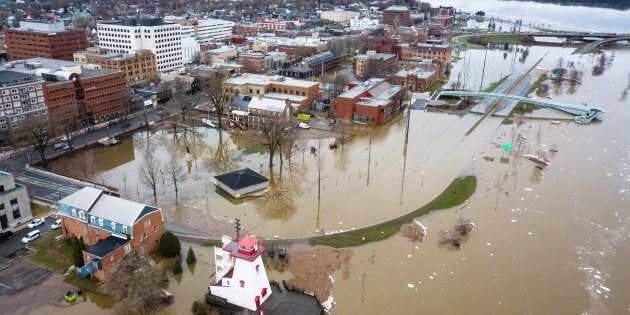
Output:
[309, 176, 476, 248]
[26, 230, 73, 273]
[30, 202, 55, 218]
[243, 143, 268, 155]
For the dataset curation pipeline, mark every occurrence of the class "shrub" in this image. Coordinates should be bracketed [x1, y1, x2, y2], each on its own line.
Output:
[159, 231, 181, 257]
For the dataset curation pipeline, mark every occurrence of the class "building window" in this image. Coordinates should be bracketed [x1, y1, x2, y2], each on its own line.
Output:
[99, 218, 103, 226]
[124, 244, 131, 254]
[122, 225, 128, 234]
[71, 209, 77, 217]
[154, 226, 158, 232]
[240, 280, 245, 288]
[111, 222, 116, 231]
[79, 211, 86, 221]
[90, 217, 96, 224]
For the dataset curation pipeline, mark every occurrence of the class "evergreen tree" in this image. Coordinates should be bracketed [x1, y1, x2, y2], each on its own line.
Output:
[186, 246, 196, 264]
[159, 231, 181, 257]
[71, 237, 85, 267]
[173, 257, 183, 274]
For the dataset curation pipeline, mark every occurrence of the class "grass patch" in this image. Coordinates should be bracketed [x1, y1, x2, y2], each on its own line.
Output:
[458, 34, 527, 49]
[243, 143, 267, 155]
[26, 230, 73, 273]
[201, 239, 223, 247]
[426, 77, 449, 93]
[309, 176, 476, 248]
[30, 202, 55, 218]
[482, 76, 509, 92]
[64, 272, 100, 292]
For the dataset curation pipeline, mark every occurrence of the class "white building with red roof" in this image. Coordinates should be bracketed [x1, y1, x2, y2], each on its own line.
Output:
[210, 235, 272, 311]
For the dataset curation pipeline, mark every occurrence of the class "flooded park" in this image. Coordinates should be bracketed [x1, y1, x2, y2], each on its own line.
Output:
[35, 9, 630, 315]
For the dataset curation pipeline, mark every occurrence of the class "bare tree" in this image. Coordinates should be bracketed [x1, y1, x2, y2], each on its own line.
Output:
[100, 250, 167, 314]
[174, 94, 195, 122]
[138, 153, 162, 206]
[12, 120, 52, 167]
[199, 76, 230, 130]
[261, 117, 293, 167]
[164, 152, 186, 205]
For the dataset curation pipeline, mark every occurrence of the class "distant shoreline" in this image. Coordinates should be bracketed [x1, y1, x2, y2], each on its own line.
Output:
[506, 0, 630, 11]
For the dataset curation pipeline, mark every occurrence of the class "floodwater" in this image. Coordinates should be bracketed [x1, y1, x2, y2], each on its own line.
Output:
[45, 20, 630, 315]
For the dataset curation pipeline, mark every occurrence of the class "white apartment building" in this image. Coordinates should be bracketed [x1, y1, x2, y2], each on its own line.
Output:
[320, 9, 360, 22]
[165, 18, 235, 43]
[349, 17, 381, 30]
[97, 18, 183, 72]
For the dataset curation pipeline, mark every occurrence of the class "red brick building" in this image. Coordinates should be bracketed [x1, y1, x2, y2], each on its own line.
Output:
[4, 21, 89, 61]
[399, 43, 453, 64]
[382, 5, 412, 27]
[57, 187, 164, 281]
[330, 78, 405, 125]
[233, 24, 267, 36]
[363, 36, 401, 55]
[74, 48, 158, 86]
[10, 58, 130, 131]
[239, 52, 267, 72]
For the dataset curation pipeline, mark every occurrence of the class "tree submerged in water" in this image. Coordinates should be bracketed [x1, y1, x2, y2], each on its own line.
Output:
[438, 218, 475, 249]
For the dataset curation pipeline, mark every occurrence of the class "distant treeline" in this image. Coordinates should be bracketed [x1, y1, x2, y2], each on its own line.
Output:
[505, 0, 630, 10]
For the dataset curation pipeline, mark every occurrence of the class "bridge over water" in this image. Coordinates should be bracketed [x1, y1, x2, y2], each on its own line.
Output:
[430, 90, 605, 123]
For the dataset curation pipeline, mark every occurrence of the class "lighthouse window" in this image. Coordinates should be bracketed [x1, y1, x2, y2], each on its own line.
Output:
[240, 280, 245, 288]
[256, 265, 260, 274]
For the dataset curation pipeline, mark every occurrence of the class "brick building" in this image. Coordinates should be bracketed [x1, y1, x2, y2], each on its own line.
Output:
[387, 27, 429, 45]
[363, 36, 401, 55]
[399, 43, 453, 63]
[233, 24, 267, 36]
[223, 73, 320, 112]
[4, 21, 89, 61]
[382, 5, 412, 27]
[239, 52, 267, 72]
[303, 51, 340, 76]
[9, 58, 129, 131]
[57, 187, 164, 281]
[330, 78, 405, 125]
[388, 68, 437, 92]
[74, 47, 158, 86]
[352, 51, 398, 79]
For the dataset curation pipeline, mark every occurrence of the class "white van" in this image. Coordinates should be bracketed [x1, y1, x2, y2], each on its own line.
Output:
[22, 230, 41, 244]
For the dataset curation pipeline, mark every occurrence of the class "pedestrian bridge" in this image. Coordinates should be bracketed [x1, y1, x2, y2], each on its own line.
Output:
[429, 90, 605, 123]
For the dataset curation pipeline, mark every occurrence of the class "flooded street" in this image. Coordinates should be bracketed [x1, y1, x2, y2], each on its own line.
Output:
[44, 22, 630, 315]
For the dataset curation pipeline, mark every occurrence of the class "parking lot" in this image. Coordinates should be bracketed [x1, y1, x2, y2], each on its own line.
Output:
[0, 216, 57, 269]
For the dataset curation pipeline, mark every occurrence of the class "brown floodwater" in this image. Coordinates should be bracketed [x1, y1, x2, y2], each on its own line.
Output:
[45, 43, 630, 314]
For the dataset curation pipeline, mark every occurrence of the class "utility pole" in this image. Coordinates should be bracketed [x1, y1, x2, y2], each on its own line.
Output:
[235, 218, 241, 241]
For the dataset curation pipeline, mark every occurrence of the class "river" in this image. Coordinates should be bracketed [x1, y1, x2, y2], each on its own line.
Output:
[39, 3, 630, 313]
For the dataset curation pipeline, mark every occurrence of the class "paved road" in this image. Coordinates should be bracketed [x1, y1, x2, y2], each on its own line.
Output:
[4, 106, 170, 204]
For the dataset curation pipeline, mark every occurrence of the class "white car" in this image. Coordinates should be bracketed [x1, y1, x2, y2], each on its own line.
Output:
[297, 122, 311, 129]
[51, 219, 62, 230]
[22, 230, 41, 244]
[28, 218, 45, 228]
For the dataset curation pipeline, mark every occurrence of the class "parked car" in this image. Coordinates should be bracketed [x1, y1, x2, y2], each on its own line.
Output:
[21, 230, 41, 244]
[28, 218, 45, 228]
[297, 122, 311, 129]
[50, 219, 62, 230]
[0, 231, 13, 243]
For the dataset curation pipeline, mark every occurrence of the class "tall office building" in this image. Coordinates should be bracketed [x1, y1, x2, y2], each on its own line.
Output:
[97, 17, 183, 72]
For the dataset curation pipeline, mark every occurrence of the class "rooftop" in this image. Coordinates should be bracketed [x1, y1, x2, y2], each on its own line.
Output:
[395, 68, 436, 79]
[215, 168, 269, 190]
[225, 73, 319, 89]
[85, 235, 129, 258]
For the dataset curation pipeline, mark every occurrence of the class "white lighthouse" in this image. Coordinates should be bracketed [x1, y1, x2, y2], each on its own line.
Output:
[210, 235, 272, 311]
